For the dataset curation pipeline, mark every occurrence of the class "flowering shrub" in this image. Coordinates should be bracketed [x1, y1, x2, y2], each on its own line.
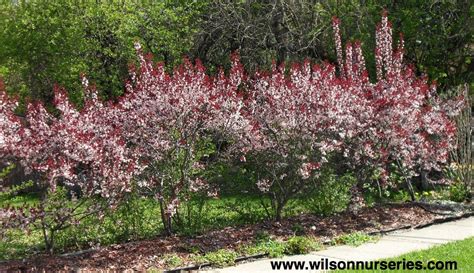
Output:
[1, 45, 251, 238]
[241, 12, 463, 219]
[241, 58, 368, 219]
[115, 45, 250, 234]
[0, 78, 140, 252]
[336, 13, 463, 197]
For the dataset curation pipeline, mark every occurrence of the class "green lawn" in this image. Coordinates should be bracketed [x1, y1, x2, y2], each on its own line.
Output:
[336, 236, 474, 272]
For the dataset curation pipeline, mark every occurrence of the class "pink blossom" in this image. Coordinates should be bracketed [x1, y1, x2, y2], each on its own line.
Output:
[256, 179, 273, 193]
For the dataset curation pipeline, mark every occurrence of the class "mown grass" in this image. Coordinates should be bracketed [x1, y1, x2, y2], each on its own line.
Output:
[335, 236, 474, 272]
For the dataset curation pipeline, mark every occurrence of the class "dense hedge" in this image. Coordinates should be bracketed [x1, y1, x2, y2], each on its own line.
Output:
[1, 12, 466, 253]
[0, 0, 471, 257]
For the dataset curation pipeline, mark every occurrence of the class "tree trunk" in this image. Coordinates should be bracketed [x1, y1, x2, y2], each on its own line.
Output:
[275, 198, 286, 222]
[420, 169, 432, 190]
[406, 178, 416, 201]
[42, 227, 55, 255]
[159, 198, 172, 236]
[275, 206, 283, 222]
[397, 160, 416, 201]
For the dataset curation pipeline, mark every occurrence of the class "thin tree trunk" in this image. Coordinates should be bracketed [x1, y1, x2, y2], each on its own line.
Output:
[159, 198, 172, 236]
[421, 169, 435, 190]
[275, 205, 283, 222]
[47, 230, 55, 255]
[405, 177, 416, 201]
[275, 198, 286, 222]
[397, 160, 416, 201]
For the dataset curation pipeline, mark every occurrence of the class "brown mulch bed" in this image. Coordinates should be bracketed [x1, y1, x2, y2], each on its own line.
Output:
[0, 202, 465, 272]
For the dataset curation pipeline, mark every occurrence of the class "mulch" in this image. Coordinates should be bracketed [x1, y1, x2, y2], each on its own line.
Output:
[0, 202, 462, 272]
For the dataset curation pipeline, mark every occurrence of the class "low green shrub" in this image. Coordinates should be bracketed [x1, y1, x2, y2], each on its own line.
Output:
[162, 253, 184, 268]
[240, 236, 286, 258]
[0, 229, 43, 260]
[284, 236, 321, 255]
[201, 249, 238, 267]
[307, 171, 356, 216]
[449, 181, 470, 202]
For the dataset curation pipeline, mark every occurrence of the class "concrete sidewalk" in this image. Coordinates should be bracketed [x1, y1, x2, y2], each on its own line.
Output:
[203, 217, 473, 273]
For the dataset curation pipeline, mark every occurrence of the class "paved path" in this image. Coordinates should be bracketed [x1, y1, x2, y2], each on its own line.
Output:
[202, 217, 474, 273]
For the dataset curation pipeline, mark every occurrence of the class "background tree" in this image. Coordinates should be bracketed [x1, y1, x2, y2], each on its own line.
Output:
[0, 0, 206, 104]
[82, 1, 207, 99]
[193, 0, 332, 73]
[193, 0, 473, 91]
[0, 1, 85, 106]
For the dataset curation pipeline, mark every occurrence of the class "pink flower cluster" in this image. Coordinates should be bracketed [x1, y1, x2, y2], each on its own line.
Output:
[242, 12, 462, 189]
[1, 82, 143, 198]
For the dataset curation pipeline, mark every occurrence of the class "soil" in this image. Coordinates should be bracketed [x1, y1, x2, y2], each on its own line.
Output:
[1, 202, 471, 272]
